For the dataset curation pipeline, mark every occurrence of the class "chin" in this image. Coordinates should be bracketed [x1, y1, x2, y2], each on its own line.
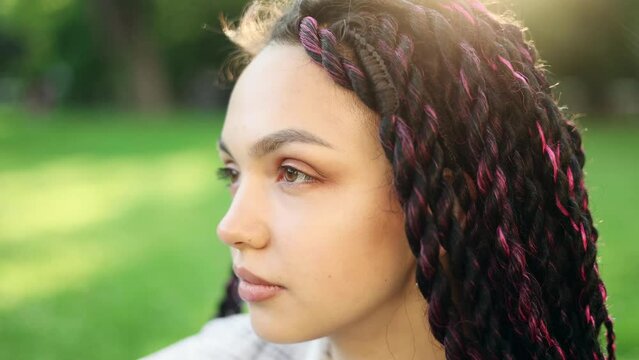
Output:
[249, 310, 323, 344]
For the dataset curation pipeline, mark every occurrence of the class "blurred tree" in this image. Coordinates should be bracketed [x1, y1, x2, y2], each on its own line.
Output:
[0, 0, 83, 108]
[0, 0, 245, 110]
[90, 0, 172, 111]
[511, 0, 639, 112]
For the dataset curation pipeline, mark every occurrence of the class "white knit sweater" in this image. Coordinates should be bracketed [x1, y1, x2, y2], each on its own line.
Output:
[141, 313, 330, 360]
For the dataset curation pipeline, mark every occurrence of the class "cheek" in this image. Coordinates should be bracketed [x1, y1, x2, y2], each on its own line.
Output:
[274, 189, 412, 303]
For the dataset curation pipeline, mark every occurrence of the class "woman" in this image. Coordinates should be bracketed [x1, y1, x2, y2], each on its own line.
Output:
[144, 0, 616, 359]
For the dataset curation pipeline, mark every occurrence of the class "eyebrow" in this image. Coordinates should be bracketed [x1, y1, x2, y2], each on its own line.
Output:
[217, 128, 335, 159]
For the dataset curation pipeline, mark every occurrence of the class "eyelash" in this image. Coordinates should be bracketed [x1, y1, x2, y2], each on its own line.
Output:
[216, 165, 316, 187]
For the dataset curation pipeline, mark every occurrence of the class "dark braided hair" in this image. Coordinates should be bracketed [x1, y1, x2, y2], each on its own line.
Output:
[215, 0, 616, 358]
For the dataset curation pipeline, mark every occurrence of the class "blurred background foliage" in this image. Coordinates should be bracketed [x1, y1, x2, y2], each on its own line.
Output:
[0, 0, 637, 114]
[0, 0, 638, 359]
[0, 0, 245, 111]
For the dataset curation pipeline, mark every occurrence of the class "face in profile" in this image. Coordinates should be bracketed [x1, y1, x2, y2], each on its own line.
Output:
[216, 44, 421, 343]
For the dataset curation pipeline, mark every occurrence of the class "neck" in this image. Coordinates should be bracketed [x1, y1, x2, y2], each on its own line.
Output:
[326, 277, 446, 360]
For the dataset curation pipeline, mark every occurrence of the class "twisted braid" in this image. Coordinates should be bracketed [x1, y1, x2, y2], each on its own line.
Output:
[300, 11, 468, 357]
[216, 1, 616, 358]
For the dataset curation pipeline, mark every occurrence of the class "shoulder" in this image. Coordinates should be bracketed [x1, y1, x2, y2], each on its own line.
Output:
[140, 313, 329, 360]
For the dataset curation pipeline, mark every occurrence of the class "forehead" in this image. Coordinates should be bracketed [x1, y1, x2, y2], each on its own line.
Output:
[221, 44, 378, 155]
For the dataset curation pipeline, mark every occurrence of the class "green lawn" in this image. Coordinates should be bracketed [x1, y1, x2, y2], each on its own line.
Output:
[0, 107, 637, 359]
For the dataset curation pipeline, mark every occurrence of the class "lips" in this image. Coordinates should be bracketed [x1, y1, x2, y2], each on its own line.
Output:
[233, 266, 284, 302]
[233, 266, 282, 287]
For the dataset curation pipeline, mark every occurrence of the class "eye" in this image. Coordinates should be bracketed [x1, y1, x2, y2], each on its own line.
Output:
[216, 166, 239, 187]
[278, 165, 316, 184]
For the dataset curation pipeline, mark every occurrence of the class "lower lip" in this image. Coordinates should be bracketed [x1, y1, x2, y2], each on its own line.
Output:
[238, 280, 284, 302]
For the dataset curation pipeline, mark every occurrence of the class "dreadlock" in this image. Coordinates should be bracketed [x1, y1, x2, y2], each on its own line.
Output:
[214, 0, 616, 359]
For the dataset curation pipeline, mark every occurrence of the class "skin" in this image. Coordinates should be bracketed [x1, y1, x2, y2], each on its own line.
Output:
[216, 44, 446, 360]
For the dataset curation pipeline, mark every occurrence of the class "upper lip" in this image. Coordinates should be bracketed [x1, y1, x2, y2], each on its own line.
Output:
[233, 266, 282, 287]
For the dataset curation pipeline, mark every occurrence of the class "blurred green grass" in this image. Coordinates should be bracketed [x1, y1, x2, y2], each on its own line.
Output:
[0, 107, 637, 359]
[0, 107, 233, 359]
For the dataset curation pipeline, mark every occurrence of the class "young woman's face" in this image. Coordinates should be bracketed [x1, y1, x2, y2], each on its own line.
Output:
[216, 44, 418, 343]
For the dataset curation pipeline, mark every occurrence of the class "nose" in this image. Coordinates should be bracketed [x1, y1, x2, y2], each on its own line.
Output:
[216, 180, 270, 250]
